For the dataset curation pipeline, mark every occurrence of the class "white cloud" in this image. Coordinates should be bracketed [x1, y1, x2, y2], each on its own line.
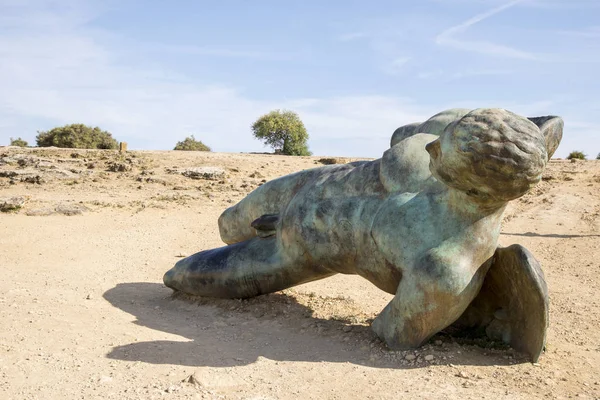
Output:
[435, 0, 538, 60]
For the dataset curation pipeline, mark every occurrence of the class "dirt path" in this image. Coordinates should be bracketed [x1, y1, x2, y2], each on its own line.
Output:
[1, 147, 599, 399]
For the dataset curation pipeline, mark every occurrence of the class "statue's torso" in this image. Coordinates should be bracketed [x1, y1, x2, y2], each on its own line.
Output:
[279, 173, 503, 295]
[370, 187, 503, 293]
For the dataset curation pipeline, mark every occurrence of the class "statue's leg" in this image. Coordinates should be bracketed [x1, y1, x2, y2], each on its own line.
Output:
[218, 165, 354, 244]
[163, 236, 336, 298]
[371, 263, 488, 349]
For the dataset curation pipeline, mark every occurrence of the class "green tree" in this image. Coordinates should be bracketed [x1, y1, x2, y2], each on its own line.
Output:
[596, 152, 600, 160]
[173, 135, 211, 151]
[36, 124, 118, 149]
[251, 110, 311, 156]
[10, 137, 28, 147]
[567, 151, 586, 160]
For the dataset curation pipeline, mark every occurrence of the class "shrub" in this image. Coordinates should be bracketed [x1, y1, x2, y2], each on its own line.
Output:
[318, 157, 348, 165]
[566, 151, 586, 160]
[597, 153, 600, 160]
[173, 135, 211, 151]
[251, 110, 311, 156]
[36, 124, 118, 149]
[10, 137, 28, 147]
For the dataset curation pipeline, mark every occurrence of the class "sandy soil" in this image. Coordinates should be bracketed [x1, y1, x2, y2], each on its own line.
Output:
[1, 146, 599, 400]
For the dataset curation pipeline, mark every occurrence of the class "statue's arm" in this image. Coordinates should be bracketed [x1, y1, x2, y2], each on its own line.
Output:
[371, 245, 490, 349]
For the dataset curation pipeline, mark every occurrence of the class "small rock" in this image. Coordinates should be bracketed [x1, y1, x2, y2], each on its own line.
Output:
[494, 309, 508, 320]
[0, 170, 19, 178]
[405, 354, 416, 361]
[457, 371, 469, 379]
[17, 157, 38, 167]
[0, 196, 26, 212]
[86, 294, 92, 300]
[165, 385, 177, 393]
[342, 325, 352, 333]
[424, 355, 434, 361]
[184, 373, 202, 386]
[0, 156, 17, 165]
[107, 161, 132, 172]
[26, 208, 55, 217]
[22, 175, 45, 184]
[434, 340, 443, 346]
[182, 167, 225, 181]
[55, 203, 88, 216]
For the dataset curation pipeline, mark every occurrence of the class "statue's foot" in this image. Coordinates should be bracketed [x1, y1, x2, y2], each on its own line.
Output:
[164, 236, 335, 299]
[450, 245, 549, 362]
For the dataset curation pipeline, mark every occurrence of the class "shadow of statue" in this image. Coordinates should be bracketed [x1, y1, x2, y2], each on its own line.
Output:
[103, 282, 522, 369]
[503, 232, 600, 239]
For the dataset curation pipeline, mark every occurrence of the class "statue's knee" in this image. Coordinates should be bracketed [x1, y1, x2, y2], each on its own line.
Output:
[218, 206, 233, 228]
[218, 206, 244, 244]
[418, 253, 476, 296]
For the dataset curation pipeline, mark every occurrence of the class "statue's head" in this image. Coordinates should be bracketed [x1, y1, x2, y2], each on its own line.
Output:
[425, 108, 548, 203]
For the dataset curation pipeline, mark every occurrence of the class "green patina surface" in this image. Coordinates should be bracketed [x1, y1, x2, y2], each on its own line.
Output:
[164, 108, 562, 362]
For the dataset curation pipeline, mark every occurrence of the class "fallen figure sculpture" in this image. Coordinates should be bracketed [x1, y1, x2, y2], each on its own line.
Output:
[164, 108, 564, 362]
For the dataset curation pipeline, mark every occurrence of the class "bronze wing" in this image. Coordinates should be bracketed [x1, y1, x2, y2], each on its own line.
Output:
[450, 244, 549, 363]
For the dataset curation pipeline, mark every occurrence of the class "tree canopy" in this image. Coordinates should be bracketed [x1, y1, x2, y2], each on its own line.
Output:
[251, 110, 311, 156]
[173, 135, 211, 151]
[567, 151, 586, 160]
[36, 124, 118, 149]
[10, 137, 28, 147]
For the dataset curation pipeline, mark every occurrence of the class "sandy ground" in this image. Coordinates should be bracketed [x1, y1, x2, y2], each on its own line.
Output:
[1, 146, 599, 400]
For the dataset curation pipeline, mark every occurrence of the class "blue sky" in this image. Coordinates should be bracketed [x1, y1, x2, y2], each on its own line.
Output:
[0, 0, 598, 158]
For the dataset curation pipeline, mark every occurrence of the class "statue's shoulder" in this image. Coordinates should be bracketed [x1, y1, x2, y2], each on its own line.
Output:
[380, 133, 438, 193]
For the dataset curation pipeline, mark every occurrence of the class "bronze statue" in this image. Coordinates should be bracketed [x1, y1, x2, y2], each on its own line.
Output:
[164, 108, 563, 362]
